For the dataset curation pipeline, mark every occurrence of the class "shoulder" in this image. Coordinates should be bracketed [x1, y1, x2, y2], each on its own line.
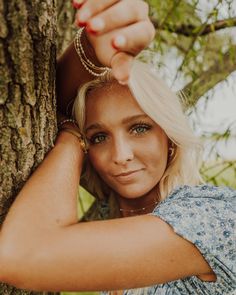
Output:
[155, 184, 235, 219]
[152, 184, 236, 243]
[163, 184, 236, 202]
[151, 184, 236, 285]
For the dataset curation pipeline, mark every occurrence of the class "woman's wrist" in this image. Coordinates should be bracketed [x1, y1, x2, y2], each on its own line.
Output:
[57, 114, 88, 154]
[54, 130, 84, 159]
[81, 28, 102, 67]
[56, 130, 81, 146]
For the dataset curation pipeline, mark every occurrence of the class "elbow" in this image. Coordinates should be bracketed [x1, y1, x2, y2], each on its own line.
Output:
[0, 240, 25, 289]
[0, 241, 18, 288]
[0, 237, 42, 291]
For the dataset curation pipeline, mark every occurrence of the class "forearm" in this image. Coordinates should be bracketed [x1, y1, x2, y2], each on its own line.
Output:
[0, 132, 84, 285]
[56, 32, 101, 115]
[0, 132, 83, 243]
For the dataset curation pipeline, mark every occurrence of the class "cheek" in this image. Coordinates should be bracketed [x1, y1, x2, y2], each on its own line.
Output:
[146, 136, 168, 170]
[88, 149, 108, 175]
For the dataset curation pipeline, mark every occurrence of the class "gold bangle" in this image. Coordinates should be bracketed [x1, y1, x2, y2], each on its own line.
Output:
[60, 127, 88, 154]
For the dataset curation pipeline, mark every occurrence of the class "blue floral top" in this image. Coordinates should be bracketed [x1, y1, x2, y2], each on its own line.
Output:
[103, 185, 236, 294]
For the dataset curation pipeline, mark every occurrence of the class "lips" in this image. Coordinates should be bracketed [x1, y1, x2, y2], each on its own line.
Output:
[115, 170, 141, 177]
[113, 169, 143, 183]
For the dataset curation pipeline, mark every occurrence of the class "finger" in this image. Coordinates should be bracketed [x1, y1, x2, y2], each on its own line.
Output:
[111, 52, 134, 84]
[111, 20, 155, 55]
[77, 0, 119, 24]
[86, 0, 149, 34]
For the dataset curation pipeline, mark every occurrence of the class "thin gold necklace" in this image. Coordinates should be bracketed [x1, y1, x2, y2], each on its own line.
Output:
[119, 200, 159, 213]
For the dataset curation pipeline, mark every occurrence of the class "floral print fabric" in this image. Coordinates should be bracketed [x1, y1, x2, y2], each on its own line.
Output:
[103, 185, 236, 294]
[134, 185, 236, 294]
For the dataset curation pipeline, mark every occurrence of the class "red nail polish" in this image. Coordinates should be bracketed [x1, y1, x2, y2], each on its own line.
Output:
[86, 24, 98, 35]
[72, 0, 84, 9]
[76, 19, 87, 27]
[72, 3, 82, 9]
[79, 21, 87, 27]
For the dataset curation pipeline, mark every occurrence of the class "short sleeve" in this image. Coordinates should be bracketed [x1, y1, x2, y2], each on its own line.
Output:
[150, 185, 236, 292]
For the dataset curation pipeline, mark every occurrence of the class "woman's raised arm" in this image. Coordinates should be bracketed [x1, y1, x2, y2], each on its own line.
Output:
[0, 131, 213, 291]
[0, 177, 213, 292]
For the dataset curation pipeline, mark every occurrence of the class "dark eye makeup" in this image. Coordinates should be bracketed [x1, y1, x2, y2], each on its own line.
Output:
[87, 120, 153, 145]
[88, 133, 107, 145]
[130, 121, 152, 135]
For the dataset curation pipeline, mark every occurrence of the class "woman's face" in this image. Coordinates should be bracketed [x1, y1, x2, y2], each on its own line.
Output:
[85, 83, 169, 199]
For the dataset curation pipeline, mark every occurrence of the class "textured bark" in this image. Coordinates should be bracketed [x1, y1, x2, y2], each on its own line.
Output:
[0, 0, 58, 294]
[57, 0, 76, 56]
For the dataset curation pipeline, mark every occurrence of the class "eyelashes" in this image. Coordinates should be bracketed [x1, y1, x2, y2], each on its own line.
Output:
[130, 122, 152, 135]
[89, 133, 107, 145]
[88, 121, 153, 145]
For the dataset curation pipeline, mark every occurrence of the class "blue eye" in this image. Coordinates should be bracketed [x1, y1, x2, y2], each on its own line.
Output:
[131, 124, 151, 135]
[89, 133, 107, 144]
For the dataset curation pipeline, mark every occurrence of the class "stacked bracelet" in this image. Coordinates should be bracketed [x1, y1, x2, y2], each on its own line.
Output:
[74, 28, 110, 77]
[58, 118, 88, 153]
[58, 118, 78, 128]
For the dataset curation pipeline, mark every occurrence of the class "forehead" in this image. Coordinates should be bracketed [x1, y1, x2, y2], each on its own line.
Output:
[85, 82, 146, 125]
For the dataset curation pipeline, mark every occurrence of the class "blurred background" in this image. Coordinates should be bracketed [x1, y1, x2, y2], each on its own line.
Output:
[57, 0, 236, 294]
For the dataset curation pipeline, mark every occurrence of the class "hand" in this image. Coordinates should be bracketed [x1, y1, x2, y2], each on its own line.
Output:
[72, 0, 155, 83]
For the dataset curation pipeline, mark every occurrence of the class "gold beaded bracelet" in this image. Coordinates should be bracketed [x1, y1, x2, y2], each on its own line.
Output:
[58, 118, 78, 129]
[74, 27, 110, 77]
[60, 127, 88, 154]
[58, 119, 88, 153]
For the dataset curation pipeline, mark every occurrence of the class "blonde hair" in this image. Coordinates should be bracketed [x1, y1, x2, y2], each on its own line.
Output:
[73, 61, 202, 208]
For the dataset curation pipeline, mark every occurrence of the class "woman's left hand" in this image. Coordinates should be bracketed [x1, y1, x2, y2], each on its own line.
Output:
[73, 0, 155, 83]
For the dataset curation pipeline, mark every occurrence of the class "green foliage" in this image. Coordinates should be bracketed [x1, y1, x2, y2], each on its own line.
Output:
[77, 187, 95, 219]
[144, 0, 236, 95]
[201, 161, 236, 188]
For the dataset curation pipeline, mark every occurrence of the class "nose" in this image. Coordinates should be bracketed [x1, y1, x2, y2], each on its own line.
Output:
[112, 137, 134, 165]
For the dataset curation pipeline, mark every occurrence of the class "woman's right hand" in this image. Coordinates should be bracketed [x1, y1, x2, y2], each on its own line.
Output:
[73, 0, 155, 83]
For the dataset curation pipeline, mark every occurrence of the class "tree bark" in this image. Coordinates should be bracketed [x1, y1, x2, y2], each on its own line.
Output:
[0, 0, 58, 294]
[56, 0, 76, 57]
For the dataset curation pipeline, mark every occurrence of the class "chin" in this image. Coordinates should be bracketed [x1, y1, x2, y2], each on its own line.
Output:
[113, 184, 157, 199]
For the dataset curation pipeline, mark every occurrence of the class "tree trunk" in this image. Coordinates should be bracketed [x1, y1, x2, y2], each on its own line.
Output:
[0, 0, 58, 294]
[57, 0, 76, 57]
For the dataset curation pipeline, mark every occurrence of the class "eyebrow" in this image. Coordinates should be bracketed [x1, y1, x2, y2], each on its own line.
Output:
[85, 114, 149, 133]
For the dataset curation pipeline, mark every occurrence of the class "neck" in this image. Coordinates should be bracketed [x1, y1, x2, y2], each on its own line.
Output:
[117, 187, 159, 217]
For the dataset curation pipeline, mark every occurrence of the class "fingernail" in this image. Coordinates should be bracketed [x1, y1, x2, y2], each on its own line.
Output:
[79, 9, 91, 23]
[89, 18, 105, 31]
[77, 20, 87, 27]
[72, 0, 84, 9]
[113, 35, 127, 48]
[86, 24, 98, 34]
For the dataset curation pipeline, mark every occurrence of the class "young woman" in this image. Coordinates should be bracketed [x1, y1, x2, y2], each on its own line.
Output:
[0, 1, 235, 294]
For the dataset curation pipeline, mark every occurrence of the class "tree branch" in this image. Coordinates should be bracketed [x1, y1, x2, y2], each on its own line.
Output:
[181, 45, 236, 108]
[151, 17, 236, 36]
